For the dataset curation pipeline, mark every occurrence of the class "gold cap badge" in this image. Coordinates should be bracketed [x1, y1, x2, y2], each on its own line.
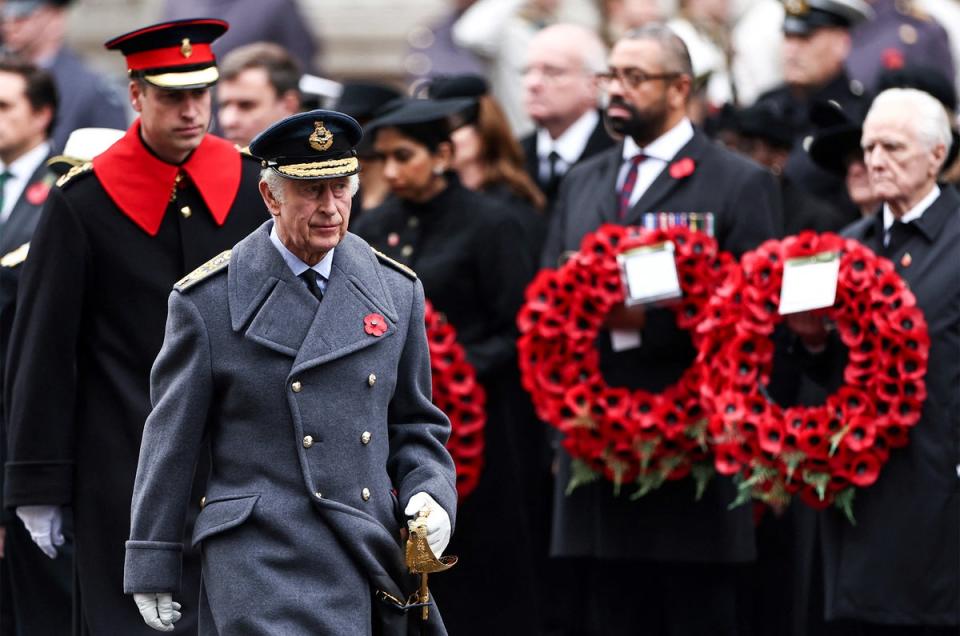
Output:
[309, 121, 334, 152]
[784, 0, 809, 16]
[181, 38, 193, 58]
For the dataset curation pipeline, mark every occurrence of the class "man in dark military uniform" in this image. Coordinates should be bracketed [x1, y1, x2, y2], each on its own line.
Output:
[3, 19, 267, 635]
[755, 0, 874, 221]
[124, 110, 456, 635]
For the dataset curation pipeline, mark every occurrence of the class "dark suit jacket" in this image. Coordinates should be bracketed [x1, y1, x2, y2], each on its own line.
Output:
[815, 187, 960, 625]
[520, 113, 615, 211]
[542, 129, 781, 563]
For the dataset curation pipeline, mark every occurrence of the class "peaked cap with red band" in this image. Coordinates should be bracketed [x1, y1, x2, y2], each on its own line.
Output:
[104, 18, 228, 90]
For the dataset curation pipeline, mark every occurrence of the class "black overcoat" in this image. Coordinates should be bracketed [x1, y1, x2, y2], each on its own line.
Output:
[3, 142, 267, 635]
[541, 129, 781, 563]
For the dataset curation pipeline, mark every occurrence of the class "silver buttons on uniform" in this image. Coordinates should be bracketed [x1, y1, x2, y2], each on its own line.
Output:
[401, 245, 414, 258]
[361, 488, 371, 501]
[361, 431, 372, 445]
[291, 380, 302, 393]
[302, 435, 314, 448]
[180, 206, 192, 218]
[314, 491, 323, 499]
[368, 373, 377, 387]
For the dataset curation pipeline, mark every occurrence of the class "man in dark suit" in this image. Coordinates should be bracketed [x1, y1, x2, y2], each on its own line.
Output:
[0, 56, 73, 636]
[3, 19, 268, 635]
[790, 87, 958, 635]
[0, 0, 127, 151]
[520, 23, 614, 211]
[542, 24, 780, 635]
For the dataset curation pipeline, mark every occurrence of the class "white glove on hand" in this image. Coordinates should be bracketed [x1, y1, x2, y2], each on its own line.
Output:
[15, 505, 64, 559]
[134, 593, 182, 632]
[404, 491, 451, 558]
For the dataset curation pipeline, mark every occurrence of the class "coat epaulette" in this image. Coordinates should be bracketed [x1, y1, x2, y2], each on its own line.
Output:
[373, 248, 417, 280]
[174, 249, 231, 292]
[55, 162, 94, 189]
[0, 242, 29, 268]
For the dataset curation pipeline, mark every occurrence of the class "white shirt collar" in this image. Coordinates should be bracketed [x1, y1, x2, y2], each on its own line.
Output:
[882, 184, 941, 232]
[268, 221, 334, 280]
[536, 109, 600, 165]
[621, 118, 694, 163]
[2, 141, 50, 181]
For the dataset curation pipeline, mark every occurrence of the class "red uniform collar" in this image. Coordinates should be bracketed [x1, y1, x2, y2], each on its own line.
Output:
[92, 119, 241, 236]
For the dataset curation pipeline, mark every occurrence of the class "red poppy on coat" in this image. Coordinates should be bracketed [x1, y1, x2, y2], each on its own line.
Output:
[848, 452, 882, 487]
[363, 313, 388, 336]
[841, 415, 877, 453]
[881, 47, 905, 69]
[25, 182, 49, 206]
[668, 157, 695, 179]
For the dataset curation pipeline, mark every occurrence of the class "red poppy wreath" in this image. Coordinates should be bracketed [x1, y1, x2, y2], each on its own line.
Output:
[424, 300, 486, 499]
[698, 232, 929, 520]
[517, 224, 734, 498]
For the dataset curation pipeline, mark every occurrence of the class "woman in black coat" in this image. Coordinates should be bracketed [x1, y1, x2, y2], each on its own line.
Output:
[352, 98, 541, 636]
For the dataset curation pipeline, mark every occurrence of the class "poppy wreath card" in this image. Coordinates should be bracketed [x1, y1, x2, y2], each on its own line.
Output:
[516, 224, 735, 499]
[698, 232, 928, 521]
[425, 300, 486, 499]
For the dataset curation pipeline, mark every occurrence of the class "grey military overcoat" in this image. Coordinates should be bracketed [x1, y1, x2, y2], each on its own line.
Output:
[123, 221, 458, 635]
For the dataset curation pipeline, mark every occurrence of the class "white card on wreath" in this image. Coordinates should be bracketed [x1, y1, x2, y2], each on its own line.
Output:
[777, 251, 840, 315]
[618, 241, 682, 306]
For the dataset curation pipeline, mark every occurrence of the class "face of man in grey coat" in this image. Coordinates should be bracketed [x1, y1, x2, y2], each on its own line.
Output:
[259, 174, 353, 266]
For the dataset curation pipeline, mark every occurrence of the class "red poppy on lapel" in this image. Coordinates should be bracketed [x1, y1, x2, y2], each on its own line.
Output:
[25, 182, 50, 206]
[668, 157, 696, 179]
[363, 313, 387, 336]
[881, 47, 904, 70]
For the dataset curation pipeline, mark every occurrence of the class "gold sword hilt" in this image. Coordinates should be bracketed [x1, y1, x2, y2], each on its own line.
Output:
[405, 507, 457, 621]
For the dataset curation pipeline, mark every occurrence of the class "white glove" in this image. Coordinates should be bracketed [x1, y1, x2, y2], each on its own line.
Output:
[404, 491, 451, 558]
[134, 592, 182, 632]
[15, 505, 64, 559]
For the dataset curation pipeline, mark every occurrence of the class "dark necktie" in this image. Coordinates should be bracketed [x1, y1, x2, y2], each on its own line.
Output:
[543, 151, 562, 200]
[0, 170, 13, 226]
[617, 154, 645, 220]
[883, 219, 913, 257]
[299, 270, 324, 302]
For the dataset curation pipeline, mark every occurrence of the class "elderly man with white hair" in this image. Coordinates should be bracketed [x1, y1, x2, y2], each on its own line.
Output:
[794, 87, 959, 633]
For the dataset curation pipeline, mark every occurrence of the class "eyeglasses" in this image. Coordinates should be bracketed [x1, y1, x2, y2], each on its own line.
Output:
[595, 67, 681, 89]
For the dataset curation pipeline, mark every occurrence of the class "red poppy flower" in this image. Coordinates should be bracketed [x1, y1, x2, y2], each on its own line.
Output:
[25, 182, 49, 206]
[848, 452, 882, 487]
[882, 47, 905, 70]
[841, 415, 877, 453]
[668, 157, 695, 179]
[363, 313, 388, 336]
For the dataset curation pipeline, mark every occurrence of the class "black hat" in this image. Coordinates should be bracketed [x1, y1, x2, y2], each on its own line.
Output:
[104, 19, 228, 90]
[782, 0, 873, 36]
[366, 98, 477, 136]
[249, 109, 362, 180]
[425, 74, 488, 100]
[334, 82, 404, 123]
[735, 100, 797, 149]
[807, 100, 862, 175]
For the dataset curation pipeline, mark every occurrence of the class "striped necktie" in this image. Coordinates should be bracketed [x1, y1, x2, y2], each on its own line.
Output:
[617, 155, 645, 220]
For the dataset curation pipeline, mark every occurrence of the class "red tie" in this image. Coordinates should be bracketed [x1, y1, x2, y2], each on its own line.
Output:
[618, 154, 645, 220]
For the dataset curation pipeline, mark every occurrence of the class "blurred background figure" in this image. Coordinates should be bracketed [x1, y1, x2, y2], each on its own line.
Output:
[847, 0, 954, 95]
[755, 0, 874, 222]
[217, 42, 302, 148]
[405, 0, 484, 84]
[333, 80, 403, 214]
[668, 0, 734, 110]
[453, 0, 600, 136]
[730, 0, 784, 105]
[735, 99, 846, 235]
[0, 0, 126, 152]
[520, 23, 613, 212]
[353, 97, 540, 636]
[601, 0, 665, 43]
[162, 0, 319, 72]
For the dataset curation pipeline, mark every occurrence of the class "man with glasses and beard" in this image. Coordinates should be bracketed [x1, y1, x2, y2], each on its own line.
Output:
[541, 23, 780, 636]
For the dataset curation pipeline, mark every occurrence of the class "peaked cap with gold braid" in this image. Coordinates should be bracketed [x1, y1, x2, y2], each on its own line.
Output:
[249, 109, 362, 180]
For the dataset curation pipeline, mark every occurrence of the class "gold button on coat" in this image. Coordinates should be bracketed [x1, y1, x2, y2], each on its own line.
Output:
[361, 431, 372, 445]
[367, 373, 376, 387]
[180, 206, 192, 218]
[314, 491, 323, 499]
[303, 435, 314, 448]
[361, 488, 371, 501]
[291, 380, 302, 392]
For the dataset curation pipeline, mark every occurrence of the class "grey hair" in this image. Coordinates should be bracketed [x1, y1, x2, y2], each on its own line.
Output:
[621, 23, 694, 79]
[259, 168, 360, 202]
[867, 88, 953, 157]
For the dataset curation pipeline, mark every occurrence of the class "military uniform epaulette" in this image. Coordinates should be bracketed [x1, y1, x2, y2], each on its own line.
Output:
[0, 242, 29, 268]
[373, 248, 417, 280]
[55, 161, 94, 189]
[174, 249, 231, 292]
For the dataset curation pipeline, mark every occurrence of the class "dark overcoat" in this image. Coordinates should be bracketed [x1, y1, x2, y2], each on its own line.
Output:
[3, 139, 267, 635]
[816, 188, 959, 626]
[541, 129, 781, 564]
[124, 225, 458, 635]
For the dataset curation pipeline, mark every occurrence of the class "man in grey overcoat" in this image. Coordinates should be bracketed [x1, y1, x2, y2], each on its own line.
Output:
[123, 110, 458, 635]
